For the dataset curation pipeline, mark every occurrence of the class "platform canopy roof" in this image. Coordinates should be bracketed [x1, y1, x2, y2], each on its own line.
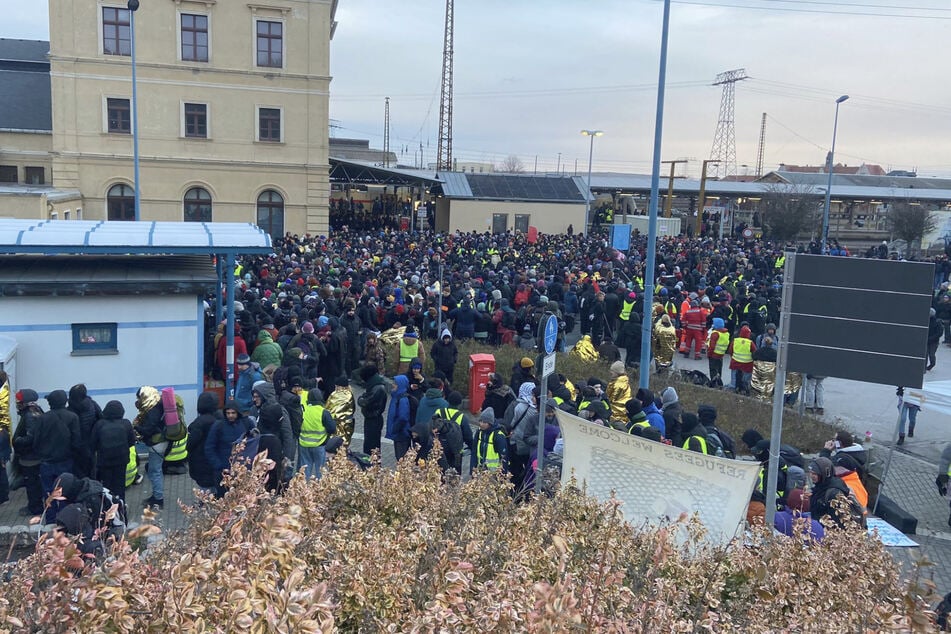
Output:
[0, 219, 273, 255]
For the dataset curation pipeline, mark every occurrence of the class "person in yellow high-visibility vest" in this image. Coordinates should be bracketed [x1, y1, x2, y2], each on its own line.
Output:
[397, 328, 425, 374]
[125, 446, 139, 489]
[163, 435, 189, 475]
[299, 389, 337, 479]
[728, 325, 756, 395]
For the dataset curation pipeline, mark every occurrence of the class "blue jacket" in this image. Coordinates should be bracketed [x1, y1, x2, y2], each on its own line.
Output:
[205, 411, 253, 472]
[643, 401, 666, 437]
[235, 365, 263, 413]
[386, 375, 413, 443]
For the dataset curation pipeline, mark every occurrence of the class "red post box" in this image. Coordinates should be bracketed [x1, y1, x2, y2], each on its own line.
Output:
[468, 353, 496, 414]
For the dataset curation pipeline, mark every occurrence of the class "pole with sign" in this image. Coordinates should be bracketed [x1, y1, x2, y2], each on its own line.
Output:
[535, 315, 558, 490]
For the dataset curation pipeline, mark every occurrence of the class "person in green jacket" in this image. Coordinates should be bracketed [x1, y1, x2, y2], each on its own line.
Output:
[251, 330, 284, 369]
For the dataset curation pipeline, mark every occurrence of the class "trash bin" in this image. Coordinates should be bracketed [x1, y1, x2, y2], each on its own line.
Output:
[468, 353, 496, 414]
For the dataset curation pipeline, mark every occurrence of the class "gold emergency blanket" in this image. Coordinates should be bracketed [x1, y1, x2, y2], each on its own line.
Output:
[326, 388, 356, 447]
[570, 335, 598, 363]
[379, 326, 406, 346]
[607, 375, 633, 424]
[652, 323, 678, 368]
[751, 361, 803, 400]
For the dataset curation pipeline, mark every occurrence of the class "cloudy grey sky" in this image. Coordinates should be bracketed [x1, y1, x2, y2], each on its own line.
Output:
[6, 0, 951, 177]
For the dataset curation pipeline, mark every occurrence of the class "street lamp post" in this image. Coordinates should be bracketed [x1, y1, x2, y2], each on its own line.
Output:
[821, 95, 849, 254]
[581, 130, 603, 232]
[129, 0, 141, 221]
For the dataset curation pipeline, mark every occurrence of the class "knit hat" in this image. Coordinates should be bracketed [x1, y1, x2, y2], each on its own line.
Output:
[410, 357, 423, 369]
[520, 357, 534, 369]
[236, 353, 251, 365]
[660, 386, 679, 408]
[301, 321, 315, 334]
[712, 317, 725, 330]
[334, 377, 349, 387]
[625, 398, 643, 417]
[479, 407, 496, 424]
[741, 428, 764, 450]
[610, 361, 625, 376]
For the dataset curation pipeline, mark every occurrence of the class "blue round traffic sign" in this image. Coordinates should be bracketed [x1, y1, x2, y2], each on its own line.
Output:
[543, 315, 558, 354]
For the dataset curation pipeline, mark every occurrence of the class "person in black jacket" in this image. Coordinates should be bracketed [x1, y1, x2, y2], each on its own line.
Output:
[256, 403, 286, 493]
[12, 389, 45, 517]
[29, 390, 83, 522]
[430, 328, 458, 385]
[186, 391, 221, 492]
[68, 383, 102, 479]
[358, 364, 389, 455]
[90, 401, 136, 501]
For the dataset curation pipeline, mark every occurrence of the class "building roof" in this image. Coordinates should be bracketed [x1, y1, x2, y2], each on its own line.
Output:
[0, 39, 50, 65]
[0, 39, 52, 132]
[769, 170, 951, 190]
[435, 173, 589, 203]
[0, 255, 216, 296]
[329, 138, 398, 165]
[329, 157, 439, 186]
[779, 162, 887, 176]
[0, 220, 273, 255]
[586, 172, 951, 204]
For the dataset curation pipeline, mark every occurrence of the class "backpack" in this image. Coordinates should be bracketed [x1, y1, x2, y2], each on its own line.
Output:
[779, 445, 805, 469]
[296, 335, 315, 357]
[710, 426, 736, 459]
[233, 426, 275, 466]
[434, 417, 464, 455]
[272, 366, 290, 396]
[161, 388, 188, 442]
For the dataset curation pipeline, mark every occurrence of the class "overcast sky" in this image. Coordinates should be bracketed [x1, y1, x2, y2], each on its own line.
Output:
[6, 0, 951, 177]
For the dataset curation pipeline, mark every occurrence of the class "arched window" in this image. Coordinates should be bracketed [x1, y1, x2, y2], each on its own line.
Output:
[184, 187, 212, 222]
[257, 190, 284, 238]
[107, 184, 135, 221]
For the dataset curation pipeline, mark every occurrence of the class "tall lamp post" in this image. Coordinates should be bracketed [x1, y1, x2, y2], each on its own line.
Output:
[129, 0, 141, 221]
[821, 95, 849, 254]
[581, 129, 603, 232]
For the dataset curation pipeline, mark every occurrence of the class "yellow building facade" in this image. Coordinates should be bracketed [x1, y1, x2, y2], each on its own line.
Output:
[1, 0, 335, 236]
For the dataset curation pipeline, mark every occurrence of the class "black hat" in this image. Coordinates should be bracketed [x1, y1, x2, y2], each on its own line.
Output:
[236, 353, 251, 365]
[334, 377, 350, 387]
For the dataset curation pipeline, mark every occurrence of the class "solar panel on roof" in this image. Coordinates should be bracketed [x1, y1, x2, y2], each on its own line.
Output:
[465, 175, 584, 201]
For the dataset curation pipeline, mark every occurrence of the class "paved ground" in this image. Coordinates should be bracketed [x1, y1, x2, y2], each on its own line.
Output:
[3, 329, 950, 595]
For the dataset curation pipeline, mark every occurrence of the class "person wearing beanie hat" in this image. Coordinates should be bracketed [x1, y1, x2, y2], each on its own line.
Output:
[634, 388, 665, 437]
[397, 327, 425, 374]
[234, 352, 263, 415]
[805, 456, 859, 528]
[12, 387, 45, 516]
[509, 358, 537, 393]
[438, 391, 474, 473]
[619, 398, 649, 434]
[473, 407, 506, 472]
[301, 321, 315, 334]
[706, 317, 730, 388]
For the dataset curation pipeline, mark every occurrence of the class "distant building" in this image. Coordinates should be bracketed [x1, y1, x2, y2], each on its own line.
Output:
[0, 0, 337, 236]
[778, 161, 887, 176]
[330, 138, 398, 166]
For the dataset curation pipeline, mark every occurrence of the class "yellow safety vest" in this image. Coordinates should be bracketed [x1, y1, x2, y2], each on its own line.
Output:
[125, 445, 138, 487]
[711, 330, 731, 356]
[478, 430, 502, 470]
[629, 420, 651, 434]
[300, 403, 329, 447]
[683, 436, 708, 454]
[619, 300, 635, 321]
[439, 407, 464, 427]
[731, 338, 753, 364]
[399, 339, 419, 363]
[775, 255, 785, 269]
[165, 435, 188, 462]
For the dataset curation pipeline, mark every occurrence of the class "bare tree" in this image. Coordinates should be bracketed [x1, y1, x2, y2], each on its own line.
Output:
[498, 155, 525, 173]
[758, 184, 822, 242]
[886, 202, 936, 256]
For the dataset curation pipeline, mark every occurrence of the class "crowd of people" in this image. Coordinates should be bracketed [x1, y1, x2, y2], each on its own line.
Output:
[6, 220, 951, 551]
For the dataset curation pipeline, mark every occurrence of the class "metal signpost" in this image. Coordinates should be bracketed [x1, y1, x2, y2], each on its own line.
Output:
[535, 315, 558, 489]
[765, 253, 933, 525]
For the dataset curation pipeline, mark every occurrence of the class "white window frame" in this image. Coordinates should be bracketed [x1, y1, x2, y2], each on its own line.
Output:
[76, 208, 83, 220]
[177, 10, 212, 63]
[64, 210, 71, 220]
[181, 101, 211, 139]
[50, 211, 58, 221]
[255, 105, 284, 143]
[102, 94, 132, 134]
[252, 16, 286, 69]
[98, 3, 132, 57]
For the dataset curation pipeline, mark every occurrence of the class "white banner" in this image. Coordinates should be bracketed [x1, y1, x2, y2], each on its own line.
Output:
[904, 380, 951, 416]
[556, 410, 760, 545]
